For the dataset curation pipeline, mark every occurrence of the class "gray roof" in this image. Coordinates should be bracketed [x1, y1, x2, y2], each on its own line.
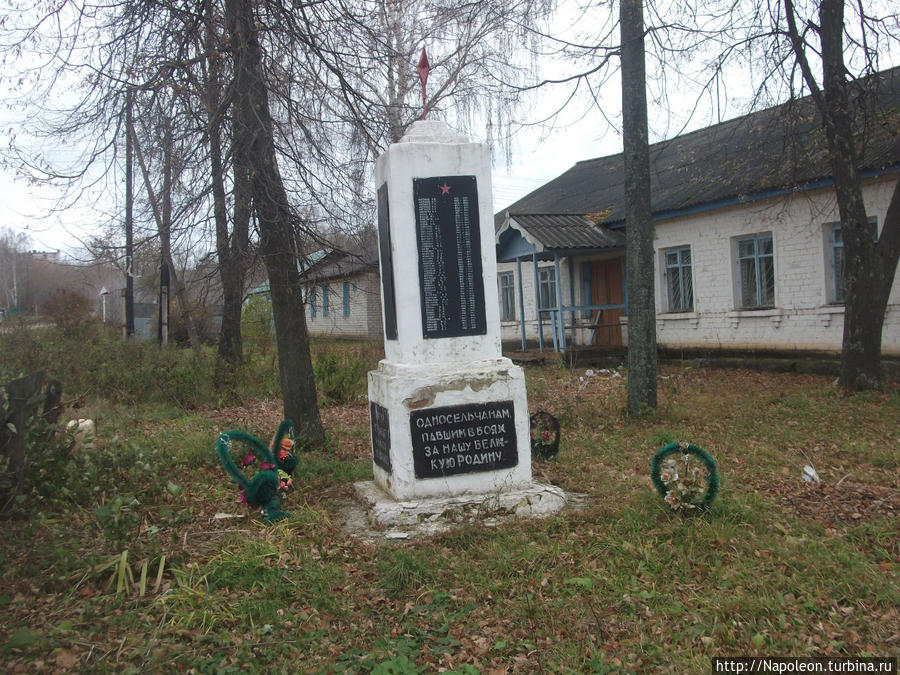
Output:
[298, 249, 378, 283]
[246, 250, 328, 296]
[498, 66, 900, 228]
[507, 214, 624, 250]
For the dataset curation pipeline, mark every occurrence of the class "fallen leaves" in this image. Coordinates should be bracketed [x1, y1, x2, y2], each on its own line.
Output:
[780, 481, 900, 527]
[55, 648, 79, 669]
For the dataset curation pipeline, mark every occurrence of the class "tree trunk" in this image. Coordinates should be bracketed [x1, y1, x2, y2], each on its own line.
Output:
[839, 177, 900, 389]
[205, 16, 247, 366]
[620, 0, 657, 415]
[226, 0, 324, 444]
[816, 0, 900, 390]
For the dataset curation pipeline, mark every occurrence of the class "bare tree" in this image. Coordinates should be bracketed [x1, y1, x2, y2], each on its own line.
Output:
[225, 0, 324, 442]
[779, 0, 900, 389]
[130, 99, 204, 355]
[201, 9, 251, 366]
[2, 0, 555, 440]
[515, 0, 898, 394]
[0, 229, 30, 311]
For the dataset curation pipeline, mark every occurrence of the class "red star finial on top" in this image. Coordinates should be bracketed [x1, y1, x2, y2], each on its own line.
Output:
[418, 47, 430, 120]
[439, 182, 451, 195]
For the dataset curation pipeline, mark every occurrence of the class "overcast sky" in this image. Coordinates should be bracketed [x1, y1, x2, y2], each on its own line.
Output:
[2, 1, 896, 257]
[0, 2, 635, 256]
[7, 116, 608, 254]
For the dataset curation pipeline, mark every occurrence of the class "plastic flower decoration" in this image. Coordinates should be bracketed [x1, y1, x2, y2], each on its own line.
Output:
[278, 439, 294, 464]
[532, 418, 554, 446]
[216, 420, 297, 525]
[277, 469, 293, 492]
[530, 411, 560, 459]
[651, 442, 719, 513]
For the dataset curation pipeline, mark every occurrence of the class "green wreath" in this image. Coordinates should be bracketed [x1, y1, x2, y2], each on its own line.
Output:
[650, 442, 719, 512]
[215, 420, 298, 524]
[530, 411, 560, 460]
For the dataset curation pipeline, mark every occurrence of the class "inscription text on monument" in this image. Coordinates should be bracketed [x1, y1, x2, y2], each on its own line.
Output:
[410, 401, 517, 479]
[370, 402, 392, 472]
[413, 176, 486, 339]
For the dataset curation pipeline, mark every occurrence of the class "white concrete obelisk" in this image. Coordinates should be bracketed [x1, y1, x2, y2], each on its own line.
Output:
[367, 120, 532, 501]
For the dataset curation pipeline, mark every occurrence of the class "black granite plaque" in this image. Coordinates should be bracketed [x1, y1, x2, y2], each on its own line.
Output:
[410, 401, 517, 479]
[377, 182, 398, 340]
[413, 176, 486, 339]
[370, 401, 392, 472]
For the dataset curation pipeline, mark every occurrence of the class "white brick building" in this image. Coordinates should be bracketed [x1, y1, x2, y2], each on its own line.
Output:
[301, 250, 383, 340]
[494, 67, 900, 355]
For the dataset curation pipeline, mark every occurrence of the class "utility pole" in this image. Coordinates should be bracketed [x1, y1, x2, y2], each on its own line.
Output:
[159, 116, 172, 347]
[11, 256, 17, 308]
[124, 87, 135, 338]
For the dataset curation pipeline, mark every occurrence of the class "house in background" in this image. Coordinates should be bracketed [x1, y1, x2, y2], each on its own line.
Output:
[300, 249, 382, 340]
[244, 246, 383, 341]
[495, 66, 900, 355]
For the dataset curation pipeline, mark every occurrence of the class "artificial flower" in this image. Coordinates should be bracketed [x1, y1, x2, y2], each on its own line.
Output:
[658, 452, 709, 512]
[277, 469, 293, 492]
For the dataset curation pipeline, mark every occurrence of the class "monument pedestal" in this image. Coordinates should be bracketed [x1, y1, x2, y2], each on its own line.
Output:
[368, 357, 531, 501]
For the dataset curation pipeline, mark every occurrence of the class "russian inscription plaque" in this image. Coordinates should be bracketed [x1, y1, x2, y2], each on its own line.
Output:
[413, 176, 486, 339]
[370, 402, 392, 472]
[410, 401, 518, 478]
[377, 183, 398, 340]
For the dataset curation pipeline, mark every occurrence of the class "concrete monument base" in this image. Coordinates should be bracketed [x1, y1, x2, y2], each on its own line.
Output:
[353, 480, 576, 535]
[368, 357, 531, 501]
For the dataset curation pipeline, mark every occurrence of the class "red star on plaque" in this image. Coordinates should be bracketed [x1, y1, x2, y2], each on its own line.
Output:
[439, 182, 451, 195]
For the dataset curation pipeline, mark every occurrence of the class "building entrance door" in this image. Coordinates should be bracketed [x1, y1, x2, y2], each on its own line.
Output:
[590, 258, 624, 346]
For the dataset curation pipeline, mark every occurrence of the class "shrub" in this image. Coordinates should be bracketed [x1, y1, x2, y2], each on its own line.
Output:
[0, 324, 215, 409]
[242, 294, 276, 359]
[313, 352, 368, 405]
[42, 289, 94, 335]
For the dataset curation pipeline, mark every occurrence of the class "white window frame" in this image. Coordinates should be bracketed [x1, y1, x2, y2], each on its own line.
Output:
[538, 268, 557, 310]
[735, 233, 775, 310]
[498, 271, 515, 321]
[663, 245, 694, 312]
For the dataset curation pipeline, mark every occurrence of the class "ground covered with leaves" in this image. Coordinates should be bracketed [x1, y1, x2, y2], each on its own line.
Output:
[1, 358, 898, 673]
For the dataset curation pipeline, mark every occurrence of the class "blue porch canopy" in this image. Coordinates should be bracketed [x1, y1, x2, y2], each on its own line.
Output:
[495, 214, 626, 352]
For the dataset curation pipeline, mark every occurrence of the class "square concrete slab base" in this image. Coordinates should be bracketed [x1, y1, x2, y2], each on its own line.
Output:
[346, 480, 585, 540]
